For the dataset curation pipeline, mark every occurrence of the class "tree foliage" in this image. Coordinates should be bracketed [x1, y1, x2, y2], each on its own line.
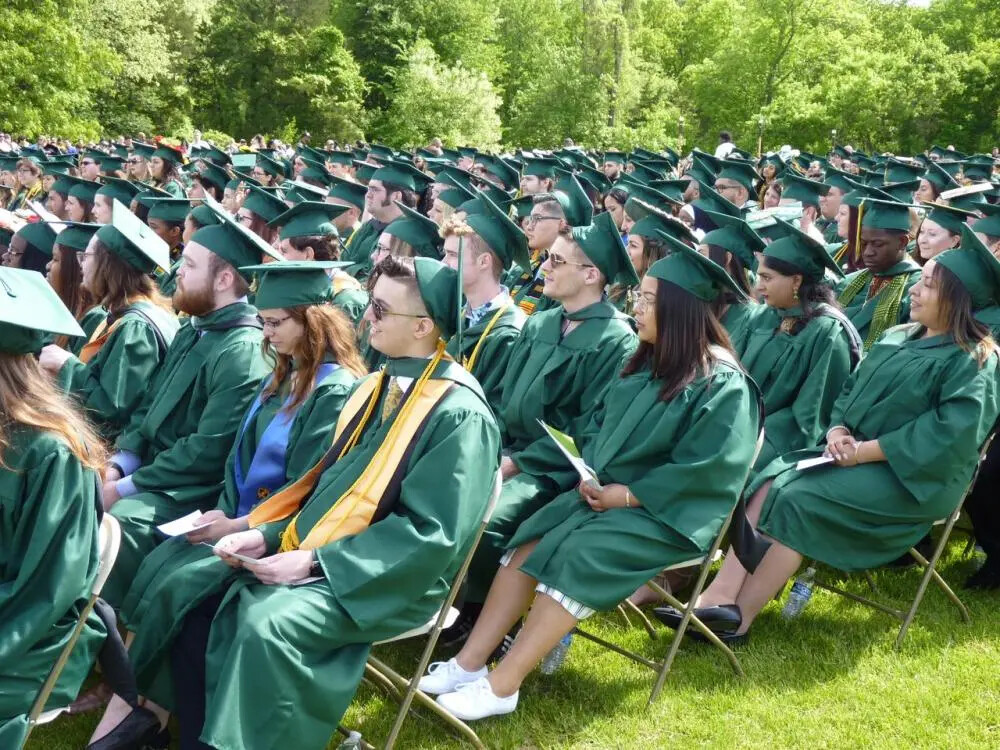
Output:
[2, 0, 998, 153]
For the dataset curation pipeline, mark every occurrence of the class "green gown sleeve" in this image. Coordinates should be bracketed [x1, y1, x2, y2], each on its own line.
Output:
[469, 326, 521, 413]
[284, 376, 355, 478]
[762, 319, 854, 461]
[0, 439, 101, 668]
[879, 352, 999, 505]
[56, 318, 163, 439]
[129, 341, 267, 495]
[315, 408, 501, 630]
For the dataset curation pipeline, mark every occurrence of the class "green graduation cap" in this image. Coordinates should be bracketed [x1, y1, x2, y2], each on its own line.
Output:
[647, 232, 745, 302]
[692, 180, 742, 218]
[412, 257, 460, 338]
[43, 159, 74, 177]
[369, 144, 395, 159]
[701, 210, 764, 272]
[269, 201, 347, 240]
[972, 203, 1000, 239]
[202, 145, 232, 166]
[242, 185, 289, 223]
[476, 155, 519, 189]
[552, 169, 594, 227]
[195, 194, 283, 277]
[570, 211, 639, 286]
[647, 179, 689, 205]
[326, 175, 367, 211]
[884, 158, 926, 184]
[327, 150, 355, 167]
[371, 162, 431, 192]
[138, 196, 195, 224]
[946, 184, 990, 212]
[924, 160, 961, 193]
[99, 154, 126, 173]
[716, 159, 759, 193]
[781, 173, 829, 207]
[230, 153, 257, 170]
[97, 176, 143, 206]
[15, 222, 57, 258]
[279, 179, 327, 205]
[192, 160, 230, 194]
[0, 267, 84, 354]
[629, 161, 664, 184]
[576, 164, 612, 195]
[51, 222, 100, 252]
[509, 194, 534, 219]
[763, 217, 843, 281]
[937, 160, 964, 179]
[297, 144, 331, 164]
[152, 142, 185, 166]
[936, 226, 1000, 310]
[522, 156, 561, 179]
[464, 193, 531, 273]
[962, 155, 996, 182]
[239, 260, 348, 310]
[602, 151, 628, 165]
[841, 177, 896, 207]
[434, 165, 477, 193]
[438, 183, 476, 209]
[95, 199, 171, 272]
[881, 179, 920, 203]
[691, 149, 723, 176]
[853, 153, 877, 171]
[384, 203, 443, 258]
[618, 176, 679, 212]
[922, 202, 974, 236]
[823, 166, 857, 194]
[859, 198, 913, 233]
[629, 199, 696, 246]
[930, 145, 967, 160]
[255, 152, 286, 179]
[831, 146, 851, 160]
[132, 142, 156, 160]
[62, 174, 101, 204]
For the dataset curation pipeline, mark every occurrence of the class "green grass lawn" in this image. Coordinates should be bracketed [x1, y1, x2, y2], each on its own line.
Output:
[28, 541, 1000, 749]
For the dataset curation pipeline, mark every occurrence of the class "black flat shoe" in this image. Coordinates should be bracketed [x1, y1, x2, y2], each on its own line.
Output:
[689, 628, 749, 647]
[87, 706, 161, 750]
[964, 560, 1000, 590]
[143, 727, 170, 750]
[653, 604, 742, 632]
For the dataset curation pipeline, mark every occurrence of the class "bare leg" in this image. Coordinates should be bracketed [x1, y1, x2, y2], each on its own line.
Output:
[733, 540, 803, 634]
[456, 541, 540, 672]
[488, 593, 578, 697]
[697, 481, 772, 607]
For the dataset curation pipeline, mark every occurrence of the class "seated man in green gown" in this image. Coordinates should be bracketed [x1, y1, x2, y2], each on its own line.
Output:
[99, 202, 280, 607]
[450, 211, 639, 645]
[112, 256, 500, 750]
[441, 192, 531, 412]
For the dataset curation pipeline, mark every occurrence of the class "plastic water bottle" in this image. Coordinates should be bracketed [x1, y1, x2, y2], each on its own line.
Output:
[782, 566, 816, 618]
[337, 730, 363, 749]
[540, 633, 573, 674]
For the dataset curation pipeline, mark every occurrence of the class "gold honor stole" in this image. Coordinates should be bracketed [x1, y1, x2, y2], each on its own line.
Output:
[78, 297, 147, 364]
[249, 348, 454, 552]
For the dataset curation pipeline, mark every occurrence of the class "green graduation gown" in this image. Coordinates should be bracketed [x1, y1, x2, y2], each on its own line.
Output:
[752, 325, 1000, 571]
[341, 217, 385, 280]
[118, 364, 358, 706]
[331, 271, 369, 327]
[742, 304, 859, 470]
[0, 427, 106, 746]
[66, 305, 108, 357]
[56, 302, 179, 441]
[466, 300, 638, 601]
[193, 357, 499, 750]
[507, 351, 759, 611]
[721, 300, 761, 358]
[835, 259, 921, 348]
[103, 302, 270, 607]
[157, 258, 182, 298]
[445, 301, 526, 413]
[506, 251, 559, 317]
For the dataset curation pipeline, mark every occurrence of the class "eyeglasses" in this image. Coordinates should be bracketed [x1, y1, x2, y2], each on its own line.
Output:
[259, 314, 291, 330]
[127, 157, 142, 164]
[548, 252, 594, 269]
[80, 159, 97, 166]
[714, 182, 742, 193]
[370, 299, 427, 322]
[524, 214, 562, 227]
[237, 213, 254, 226]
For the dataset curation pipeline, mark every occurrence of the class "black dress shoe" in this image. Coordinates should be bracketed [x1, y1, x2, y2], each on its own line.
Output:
[440, 603, 483, 649]
[87, 706, 161, 750]
[964, 559, 1000, 590]
[654, 604, 742, 632]
[689, 628, 749, 647]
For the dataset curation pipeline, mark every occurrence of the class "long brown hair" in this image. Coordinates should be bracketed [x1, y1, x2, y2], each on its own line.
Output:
[51, 243, 98, 349]
[261, 304, 367, 411]
[0, 352, 107, 471]
[622, 277, 733, 400]
[89, 238, 172, 313]
[934, 263, 996, 366]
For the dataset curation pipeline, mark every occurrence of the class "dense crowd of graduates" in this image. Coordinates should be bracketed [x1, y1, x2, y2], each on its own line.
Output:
[1, 132, 1000, 748]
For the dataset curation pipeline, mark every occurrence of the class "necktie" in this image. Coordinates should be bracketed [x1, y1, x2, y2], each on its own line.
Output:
[380, 378, 405, 423]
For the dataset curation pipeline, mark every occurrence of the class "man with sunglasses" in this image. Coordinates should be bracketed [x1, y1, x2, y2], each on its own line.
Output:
[446, 210, 639, 647]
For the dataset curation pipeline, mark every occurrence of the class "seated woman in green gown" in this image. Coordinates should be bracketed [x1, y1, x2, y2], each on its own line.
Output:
[38, 202, 179, 440]
[0, 268, 107, 747]
[698, 209, 765, 356]
[742, 219, 862, 470]
[656, 228, 1000, 642]
[43, 223, 105, 356]
[87, 261, 367, 749]
[419, 242, 760, 722]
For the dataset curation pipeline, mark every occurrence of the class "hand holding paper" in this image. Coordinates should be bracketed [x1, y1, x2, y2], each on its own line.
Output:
[537, 420, 601, 488]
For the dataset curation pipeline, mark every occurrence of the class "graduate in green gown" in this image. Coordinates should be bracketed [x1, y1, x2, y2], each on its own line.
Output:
[149, 143, 187, 198]
[661, 227, 1000, 641]
[42, 223, 105, 356]
[836, 198, 922, 350]
[0, 268, 107, 747]
[99, 200, 279, 608]
[39, 202, 179, 440]
[460, 211, 639, 621]
[441, 192, 530, 412]
[741, 219, 861, 469]
[269, 200, 369, 325]
[421, 245, 761, 721]
[134, 255, 499, 750]
[88, 262, 368, 748]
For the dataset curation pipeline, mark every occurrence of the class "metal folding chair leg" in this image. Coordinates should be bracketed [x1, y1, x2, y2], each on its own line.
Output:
[622, 598, 658, 639]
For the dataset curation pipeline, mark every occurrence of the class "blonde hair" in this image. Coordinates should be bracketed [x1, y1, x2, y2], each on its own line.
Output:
[439, 214, 501, 281]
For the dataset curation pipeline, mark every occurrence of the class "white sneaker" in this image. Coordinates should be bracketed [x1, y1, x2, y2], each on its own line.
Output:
[436, 677, 519, 721]
[418, 658, 487, 695]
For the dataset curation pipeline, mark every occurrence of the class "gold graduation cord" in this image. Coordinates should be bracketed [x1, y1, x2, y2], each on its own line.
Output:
[853, 201, 867, 263]
[248, 371, 385, 527]
[464, 304, 509, 373]
[280, 341, 449, 551]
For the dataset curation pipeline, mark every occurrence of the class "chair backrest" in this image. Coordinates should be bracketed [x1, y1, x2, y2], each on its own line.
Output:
[92, 513, 122, 596]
